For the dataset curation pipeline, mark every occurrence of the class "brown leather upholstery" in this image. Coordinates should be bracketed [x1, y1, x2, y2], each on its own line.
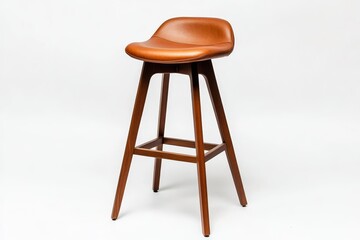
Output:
[125, 17, 235, 63]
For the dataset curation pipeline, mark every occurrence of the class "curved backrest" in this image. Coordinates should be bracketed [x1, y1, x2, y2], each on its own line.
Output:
[153, 17, 234, 46]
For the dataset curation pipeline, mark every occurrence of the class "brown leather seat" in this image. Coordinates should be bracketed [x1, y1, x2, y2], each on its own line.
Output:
[125, 17, 235, 63]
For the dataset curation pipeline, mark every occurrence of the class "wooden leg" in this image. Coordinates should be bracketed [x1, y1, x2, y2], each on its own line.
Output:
[153, 73, 170, 192]
[190, 63, 210, 237]
[200, 60, 248, 207]
[111, 62, 153, 220]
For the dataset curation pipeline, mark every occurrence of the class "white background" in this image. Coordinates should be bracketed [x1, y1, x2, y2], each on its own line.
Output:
[1, 0, 360, 239]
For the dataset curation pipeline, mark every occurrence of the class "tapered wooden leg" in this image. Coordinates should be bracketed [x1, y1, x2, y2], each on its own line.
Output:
[111, 63, 153, 220]
[190, 63, 210, 237]
[153, 73, 170, 192]
[200, 60, 248, 207]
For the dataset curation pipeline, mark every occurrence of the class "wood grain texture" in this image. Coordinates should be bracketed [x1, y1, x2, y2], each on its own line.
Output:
[111, 59, 247, 237]
[190, 62, 210, 237]
[111, 62, 153, 220]
[153, 74, 170, 192]
[199, 60, 248, 207]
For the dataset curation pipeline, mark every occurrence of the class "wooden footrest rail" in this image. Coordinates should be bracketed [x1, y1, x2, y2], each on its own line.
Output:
[133, 137, 226, 163]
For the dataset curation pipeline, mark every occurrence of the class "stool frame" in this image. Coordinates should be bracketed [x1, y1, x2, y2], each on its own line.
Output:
[111, 60, 247, 237]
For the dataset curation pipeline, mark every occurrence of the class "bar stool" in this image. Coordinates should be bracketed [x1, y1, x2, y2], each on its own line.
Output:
[111, 17, 247, 237]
